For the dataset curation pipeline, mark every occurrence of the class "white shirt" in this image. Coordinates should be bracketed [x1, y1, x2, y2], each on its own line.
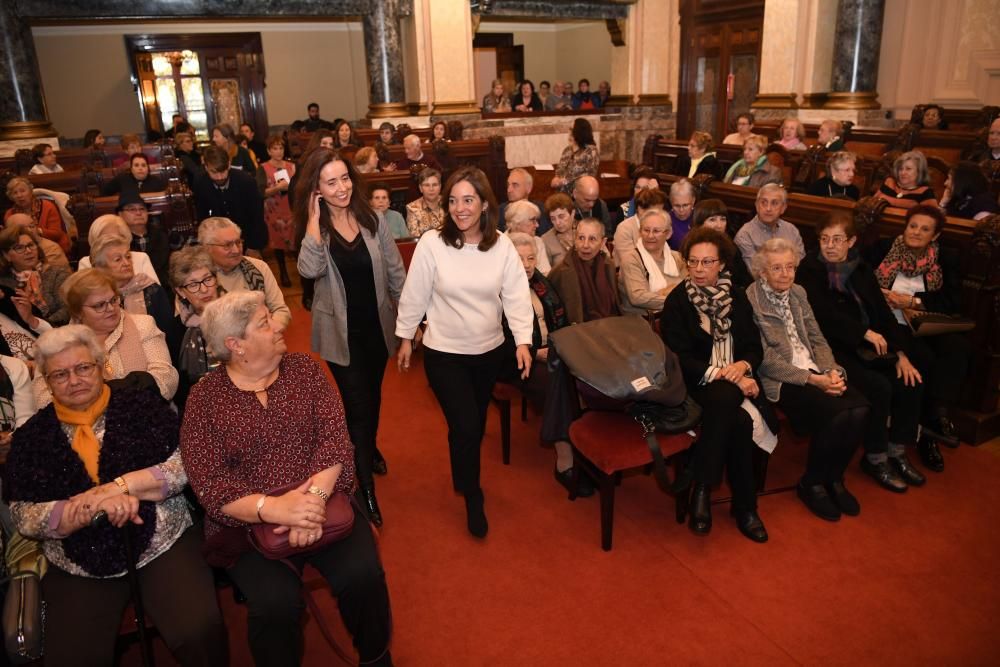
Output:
[395, 230, 534, 355]
[1, 355, 36, 428]
[890, 273, 925, 324]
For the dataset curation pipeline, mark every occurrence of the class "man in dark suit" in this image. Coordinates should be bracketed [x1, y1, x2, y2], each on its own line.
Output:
[117, 191, 170, 285]
[571, 175, 611, 234]
[192, 145, 268, 255]
[498, 167, 550, 233]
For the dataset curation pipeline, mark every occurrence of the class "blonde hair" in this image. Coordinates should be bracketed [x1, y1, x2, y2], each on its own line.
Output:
[61, 268, 120, 319]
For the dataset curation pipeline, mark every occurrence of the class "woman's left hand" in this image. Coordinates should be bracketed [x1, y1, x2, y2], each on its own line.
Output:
[882, 289, 913, 310]
[516, 344, 533, 380]
[736, 377, 759, 398]
[718, 361, 749, 384]
[96, 493, 143, 528]
[12, 289, 38, 328]
[286, 526, 323, 549]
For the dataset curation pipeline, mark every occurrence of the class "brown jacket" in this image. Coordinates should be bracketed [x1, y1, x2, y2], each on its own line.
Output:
[547, 250, 619, 324]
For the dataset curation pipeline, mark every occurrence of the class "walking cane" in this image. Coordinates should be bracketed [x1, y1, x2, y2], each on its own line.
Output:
[92, 510, 154, 667]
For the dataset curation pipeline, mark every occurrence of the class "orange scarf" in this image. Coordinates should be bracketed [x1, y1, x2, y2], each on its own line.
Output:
[53, 385, 111, 483]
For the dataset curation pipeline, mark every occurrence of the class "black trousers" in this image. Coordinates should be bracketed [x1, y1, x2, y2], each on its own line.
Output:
[778, 382, 869, 485]
[896, 328, 972, 411]
[837, 354, 923, 451]
[227, 506, 392, 667]
[328, 330, 389, 490]
[40, 527, 227, 667]
[689, 381, 758, 512]
[423, 344, 505, 494]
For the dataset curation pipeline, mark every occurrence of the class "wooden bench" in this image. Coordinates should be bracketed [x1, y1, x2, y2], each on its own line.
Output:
[0, 143, 174, 175]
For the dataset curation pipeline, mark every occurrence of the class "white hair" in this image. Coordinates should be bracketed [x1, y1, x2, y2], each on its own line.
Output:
[504, 200, 541, 233]
[198, 217, 241, 245]
[90, 232, 132, 268]
[669, 179, 695, 200]
[200, 290, 265, 362]
[88, 214, 130, 246]
[751, 237, 799, 279]
[756, 182, 787, 203]
[507, 231, 535, 250]
[508, 167, 534, 192]
[35, 324, 106, 377]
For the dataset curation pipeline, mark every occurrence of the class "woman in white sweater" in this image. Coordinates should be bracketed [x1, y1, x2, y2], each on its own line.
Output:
[396, 166, 534, 538]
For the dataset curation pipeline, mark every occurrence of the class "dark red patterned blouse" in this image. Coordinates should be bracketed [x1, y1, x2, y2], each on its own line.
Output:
[180, 353, 355, 559]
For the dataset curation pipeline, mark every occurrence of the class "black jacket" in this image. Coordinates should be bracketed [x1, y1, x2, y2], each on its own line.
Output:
[192, 168, 268, 250]
[132, 223, 171, 286]
[101, 173, 168, 198]
[675, 154, 723, 180]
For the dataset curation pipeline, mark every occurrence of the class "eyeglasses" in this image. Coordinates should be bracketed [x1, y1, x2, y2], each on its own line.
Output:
[181, 275, 218, 292]
[768, 263, 798, 274]
[686, 258, 719, 268]
[205, 239, 243, 250]
[10, 242, 36, 253]
[121, 205, 148, 214]
[46, 362, 99, 385]
[83, 296, 122, 313]
[819, 235, 849, 246]
[643, 228, 669, 236]
[673, 203, 694, 210]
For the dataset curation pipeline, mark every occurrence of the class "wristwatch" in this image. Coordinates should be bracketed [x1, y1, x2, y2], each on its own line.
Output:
[307, 485, 330, 502]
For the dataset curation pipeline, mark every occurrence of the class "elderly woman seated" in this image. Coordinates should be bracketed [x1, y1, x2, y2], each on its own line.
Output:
[618, 209, 686, 316]
[541, 193, 576, 270]
[4, 325, 225, 666]
[875, 150, 939, 209]
[353, 146, 380, 174]
[798, 212, 923, 492]
[164, 246, 221, 412]
[3, 177, 71, 254]
[505, 200, 551, 274]
[661, 227, 775, 542]
[676, 131, 723, 180]
[77, 214, 160, 284]
[873, 204, 971, 472]
[612, 187, 668, 266]
[28, 142, 63, 175]
[33, 269, 177, 408]
[941, 161, 999, 220]
[406, 167, 444, 238]
[0, 224, 70, 325]
[89, 233, 174, 336]
[807, 151, 860, 200]
[181, 291, 392, 666]
[747, 238, 870, 522]
[723, 135, 782, 188]
[776, 118, 808, 151]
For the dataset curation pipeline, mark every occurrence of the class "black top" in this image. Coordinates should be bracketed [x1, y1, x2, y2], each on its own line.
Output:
[229, 146, 257, 173]
[946, 192, 1000, 220]
[512, 93, 543, 112]
[192, 168, 268, 250]
[807, 177, 860, 201]
[329, 230, 380, 335]
[674, 154, 724, 180]
[101, 172, 168, 198]
[131, 222, 171, 286]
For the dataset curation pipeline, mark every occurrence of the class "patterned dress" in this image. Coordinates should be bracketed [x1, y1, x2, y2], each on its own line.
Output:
[262, 160, 296, 251]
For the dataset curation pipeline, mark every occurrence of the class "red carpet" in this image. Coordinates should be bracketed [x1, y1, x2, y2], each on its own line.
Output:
[124, 299, 1000, 666]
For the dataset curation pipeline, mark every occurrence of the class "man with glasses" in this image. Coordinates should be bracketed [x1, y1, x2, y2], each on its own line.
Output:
[197, 217, 290, 330]
[733, 183, 805, 272]
[117, 191, 170, 285]
[192, 145, 268, 256]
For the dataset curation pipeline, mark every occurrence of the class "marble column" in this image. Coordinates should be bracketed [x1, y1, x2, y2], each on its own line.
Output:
[0, 1, 57, 141]
[362, 0, 409, 119]
[826, 0, 885, 109]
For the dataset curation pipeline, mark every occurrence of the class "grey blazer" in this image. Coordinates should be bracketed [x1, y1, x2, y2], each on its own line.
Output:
[746, 281, 844, 402]
[297, 212, 406, 366]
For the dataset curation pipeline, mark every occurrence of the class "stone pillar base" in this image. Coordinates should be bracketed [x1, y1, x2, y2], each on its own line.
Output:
[431, 101, 481, 115]
[751, 93, 799, 109]
[604, 94, 635, 108]
[636, 94, 672, 108]
[824, 91, 881, 110]
[800, 93, 830, 109]
[0, 120, 58, 142]
[366, 102, 412, 120]
[796, 108, 892, 128]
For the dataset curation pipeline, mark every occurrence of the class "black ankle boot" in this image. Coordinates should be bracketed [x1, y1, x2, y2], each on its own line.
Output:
[688, 483, 712, 535]
[278, 266, 292, 288]
[372, 448, 388, 476]
[361, 487, 383, 527]
[464, 489, 488, 538]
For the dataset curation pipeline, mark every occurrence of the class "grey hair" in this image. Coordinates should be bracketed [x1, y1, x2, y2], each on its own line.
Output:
[821, 119, 843, 135]
[639, 208, 672, 234]
[200, 290, 265, 362]
[88, 214, 130, 246]
[507, 231, 535, 250]
[508, 167, 534, 191]
[751, 237, 799, 280]
[169, 246, 215, 289]
[504, 200, 541, 232]
[34, 324, 106, 377]
[4, 177, 32, 197]
[827, 150, 857, 172]
[756, 182, 787, 204]
[669, 178, 696, 200]
[89, 232, 132, 268]
[197, 216, 241, 245]
[577, 216, 605, 238]
[893, 150, 930, 186]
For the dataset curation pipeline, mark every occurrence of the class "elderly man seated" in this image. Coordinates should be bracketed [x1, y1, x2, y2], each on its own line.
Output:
[548, 218, 620, 324]
[499, 168, 550, 233]
[733, 183, 805, 271]
[197, 217, 291, 330]
[817, 119, 845, 151]
[571, 175, 610, 232]
[618, 209, 686, 315]
[117, 191, 170, 285]
[545, 81, 573, 111]
[668, 178, 697, 250]
[394, 134, 440, 175]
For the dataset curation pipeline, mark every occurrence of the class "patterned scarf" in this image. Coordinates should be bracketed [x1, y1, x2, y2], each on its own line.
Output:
[528, 270, 570, 333]
[727, 154, 768, 180]
[239, 257, 266, 292]
[570, 251, 619, 321]
[759, 280, 806, 351]
[684, 271, 733, 343]
[875, 235, 943, 291]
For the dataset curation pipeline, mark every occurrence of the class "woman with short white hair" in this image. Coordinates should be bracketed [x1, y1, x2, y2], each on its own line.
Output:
[618, 209, 686, 314]
[77, 214, 160, 284]
[90, 233, 174, 336]
[505, 200, 551, 274]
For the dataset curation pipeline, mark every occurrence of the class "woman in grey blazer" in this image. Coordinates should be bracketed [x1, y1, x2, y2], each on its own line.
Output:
[295, 148, 406, 527]
[747, 238, 869, 523]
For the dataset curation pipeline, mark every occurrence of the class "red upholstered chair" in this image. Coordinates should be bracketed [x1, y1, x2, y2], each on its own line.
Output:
[395, 239, 417, 271]
[491, 382, 528, 464]
[568, 410, 695, 551]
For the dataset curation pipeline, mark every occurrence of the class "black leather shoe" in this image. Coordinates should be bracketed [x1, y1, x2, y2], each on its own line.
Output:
[688, 483, 712, 535]
[827, 480, 860, 516]
[360, 487, 383, 527]
[732, 509, 768, 543]
[554, 466, 595, 498]
[372, 448, 388, 476]
[924, 417, 960, 448]
[797, 481, 841, 521]
[890, 453, 926, 486]
[464, 489, 488, 538]
[860, 458, 908, 493]
[918, 436, 945, 472]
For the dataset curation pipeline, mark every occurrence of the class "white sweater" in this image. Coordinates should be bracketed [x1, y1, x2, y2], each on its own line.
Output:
[395, 230, 534, 355]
